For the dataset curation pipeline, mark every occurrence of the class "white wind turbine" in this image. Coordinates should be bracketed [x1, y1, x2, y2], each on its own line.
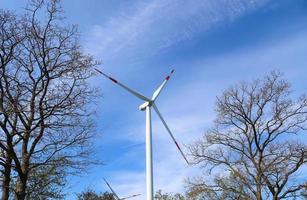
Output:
[104, 178, 141, 200]
[95, 68, 189, 200]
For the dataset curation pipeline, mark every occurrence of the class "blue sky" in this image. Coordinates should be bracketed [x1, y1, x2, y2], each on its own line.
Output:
[1, 0, 307, 199]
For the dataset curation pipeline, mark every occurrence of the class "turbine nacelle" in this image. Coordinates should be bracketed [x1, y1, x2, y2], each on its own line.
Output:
[139, 101, 152, 111]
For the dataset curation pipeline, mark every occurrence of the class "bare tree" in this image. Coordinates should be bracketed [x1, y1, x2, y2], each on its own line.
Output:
[0, 0, 99, 199]
[154, 190, 186, 200]
[186, 172, 253, 200]
[189, 72, 307, 200]
[77, 190, 115, 200]
[0, 9, 24, 200]
[24, 164, 66, 200]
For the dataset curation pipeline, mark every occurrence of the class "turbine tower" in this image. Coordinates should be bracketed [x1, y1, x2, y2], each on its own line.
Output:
[95, 68, 189, 200]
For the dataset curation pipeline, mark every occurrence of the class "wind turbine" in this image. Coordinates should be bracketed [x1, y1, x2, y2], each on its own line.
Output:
[104, 178, 141, 200]
[95, 68, 189, 200]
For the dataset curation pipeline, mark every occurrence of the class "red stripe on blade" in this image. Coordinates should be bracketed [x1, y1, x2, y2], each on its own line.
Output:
[166, 75, 170, 80]
[175, 141, 181, 150]
[109, 77, 118, 83]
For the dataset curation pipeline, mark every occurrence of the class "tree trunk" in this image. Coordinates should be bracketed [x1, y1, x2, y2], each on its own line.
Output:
[15, 178, 27, 200]
[1, 154, 12, 200]
[256, 191, 262, 200]
[256, 176, 262, 200]
[15, 159, 28, 200]
[15, 133, 30, 200]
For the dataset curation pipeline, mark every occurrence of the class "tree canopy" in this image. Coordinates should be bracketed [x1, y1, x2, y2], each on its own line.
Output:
[188, 71, 307, 200]
[0, 0, 98, 199]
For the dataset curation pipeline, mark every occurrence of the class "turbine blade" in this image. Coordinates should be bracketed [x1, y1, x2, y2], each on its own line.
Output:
[152, 69, 174, 101]
[152, 103, 190, 165]
[94, 68, 150, 102]
[121, 194, 141, 200]
[103, 178, 121, 200]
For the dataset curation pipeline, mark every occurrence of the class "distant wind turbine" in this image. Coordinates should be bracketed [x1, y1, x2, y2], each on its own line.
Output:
[104, 178, 141, 200]
[95, 68, 189, 200]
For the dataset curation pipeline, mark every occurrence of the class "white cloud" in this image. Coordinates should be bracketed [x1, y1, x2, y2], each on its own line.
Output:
[84, 0, 272, 60]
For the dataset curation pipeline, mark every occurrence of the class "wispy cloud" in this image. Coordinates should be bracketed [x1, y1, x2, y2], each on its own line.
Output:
[85, 0, 271, 60]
